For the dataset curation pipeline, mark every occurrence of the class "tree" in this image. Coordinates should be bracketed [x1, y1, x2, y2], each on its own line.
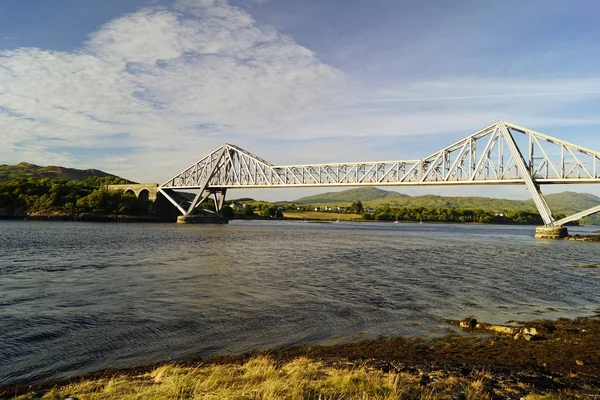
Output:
[361, 212, 374, 220]
[260, 204, 280, 218]
[350, 201, 363, 214]
[242, 205, 255, 217]
[261, 205, 271, 217]
[76, 189, 148, 215]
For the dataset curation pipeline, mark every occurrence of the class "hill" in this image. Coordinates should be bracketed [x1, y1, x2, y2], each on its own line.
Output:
[294, 187, 528, 211]
[291, 187, 600, 224]
[294, 187, 410, 204]
[364, 194, 531, 211]
[533, 191, 600, 215]
[0, 162, 124, 181]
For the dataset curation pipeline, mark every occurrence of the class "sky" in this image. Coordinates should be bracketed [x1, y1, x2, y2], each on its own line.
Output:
[1, 0, 600, 202]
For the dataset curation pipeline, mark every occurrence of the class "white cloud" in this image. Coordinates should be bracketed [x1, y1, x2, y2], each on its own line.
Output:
[0, 0, 349, 180]
[366, 78, 600, 103]
[1, 0, 600, 205]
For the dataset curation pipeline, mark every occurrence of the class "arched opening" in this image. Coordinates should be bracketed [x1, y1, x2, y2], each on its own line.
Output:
[124, 189, 136, 197]
[138, 189, 150, 202]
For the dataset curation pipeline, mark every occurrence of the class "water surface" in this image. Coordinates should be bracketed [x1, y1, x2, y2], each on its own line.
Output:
[1, 220, 599, 385]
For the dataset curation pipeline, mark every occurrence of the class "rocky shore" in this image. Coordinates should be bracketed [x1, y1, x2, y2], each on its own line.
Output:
[3, 316, 599, 399]
[565, 233, 600, 242]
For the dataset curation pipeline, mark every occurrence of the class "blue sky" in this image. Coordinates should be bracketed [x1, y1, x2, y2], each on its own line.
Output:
[1, 0, 600, 201]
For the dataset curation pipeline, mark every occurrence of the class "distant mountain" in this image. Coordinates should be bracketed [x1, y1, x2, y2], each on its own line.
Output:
[294, 187, 410, 204]
[536, 192, 600, 215]
[0, 162, 124, 181]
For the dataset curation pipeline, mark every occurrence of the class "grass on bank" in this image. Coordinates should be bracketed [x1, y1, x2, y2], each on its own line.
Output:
[13, 356, 579, 400]
[283, 211, 363, 221]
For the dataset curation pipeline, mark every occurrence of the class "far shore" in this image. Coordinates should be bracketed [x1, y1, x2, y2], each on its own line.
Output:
[0, 211, 587, 226]
[0, 212, 166, 222]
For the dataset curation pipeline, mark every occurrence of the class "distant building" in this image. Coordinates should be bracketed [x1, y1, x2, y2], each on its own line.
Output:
[314, 207, 322, 211]
[366, 207, 376, 213]
[229, 203, 244, 210]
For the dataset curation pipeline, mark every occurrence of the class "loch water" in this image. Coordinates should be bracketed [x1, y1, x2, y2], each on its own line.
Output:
[1, 220, 599, 385]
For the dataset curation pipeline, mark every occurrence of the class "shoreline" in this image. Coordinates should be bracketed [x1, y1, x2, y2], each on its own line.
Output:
[3, 315, 599, 399]
[1, 214, 593, 226]
[0, 213, 167, 222]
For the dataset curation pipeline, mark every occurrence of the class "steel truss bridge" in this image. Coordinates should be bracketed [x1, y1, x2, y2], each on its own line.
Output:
[159, 121, 600, 227]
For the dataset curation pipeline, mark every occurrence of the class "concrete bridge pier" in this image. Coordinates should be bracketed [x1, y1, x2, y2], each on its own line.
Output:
[175, 189, 229, 224]
[535, 226, 568, 239]
[176, 215, 228, 224]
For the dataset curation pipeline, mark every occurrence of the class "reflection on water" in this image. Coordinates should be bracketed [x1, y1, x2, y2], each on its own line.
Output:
[0, 220, 599, 385]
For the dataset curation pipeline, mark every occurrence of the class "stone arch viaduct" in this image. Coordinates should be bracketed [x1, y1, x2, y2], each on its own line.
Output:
[106, 183, 158, 202]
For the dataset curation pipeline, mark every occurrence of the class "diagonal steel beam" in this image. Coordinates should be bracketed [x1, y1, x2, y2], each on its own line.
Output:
[555, 204, 600, 226]
[185, 146, 227, 215]
[157, 188, 188, 216]
[471, 127, 500, 180]
[498, 121, 555, 225]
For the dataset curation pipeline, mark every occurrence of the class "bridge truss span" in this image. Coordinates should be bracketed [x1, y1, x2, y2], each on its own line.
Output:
[159, 121, 600, 226]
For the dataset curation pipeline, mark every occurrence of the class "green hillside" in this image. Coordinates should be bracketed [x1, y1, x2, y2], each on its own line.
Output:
[295, 187, 409, 204]
[0, 162, 124, 181]
[533, 192, 600, 215]
[294, 187, 529, 211]
[291, 187, 600, 224]
[365, 194, 531, 211]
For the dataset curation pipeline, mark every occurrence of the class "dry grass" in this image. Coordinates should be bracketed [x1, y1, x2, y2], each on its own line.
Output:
[522, 393, 592, 400]
[12, 356, 510, 400]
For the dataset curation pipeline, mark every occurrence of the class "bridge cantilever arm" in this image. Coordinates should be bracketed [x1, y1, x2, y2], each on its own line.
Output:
[506, 122, 600, 158]
[554, 204, 600, 227]
[160, 145, 225, 187]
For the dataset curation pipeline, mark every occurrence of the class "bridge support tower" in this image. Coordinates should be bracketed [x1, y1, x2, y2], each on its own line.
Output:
[159, 186, 229, 224]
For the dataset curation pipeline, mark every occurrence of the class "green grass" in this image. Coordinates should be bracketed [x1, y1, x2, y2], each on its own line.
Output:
[283, 211, 363, 221]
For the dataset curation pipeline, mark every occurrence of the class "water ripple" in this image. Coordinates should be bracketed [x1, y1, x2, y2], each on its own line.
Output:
[0, 220, 599, 385]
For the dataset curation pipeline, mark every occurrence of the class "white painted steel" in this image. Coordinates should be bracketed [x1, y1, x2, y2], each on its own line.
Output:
[554, 205, 600, 227]
[160, 121, 600, 225]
